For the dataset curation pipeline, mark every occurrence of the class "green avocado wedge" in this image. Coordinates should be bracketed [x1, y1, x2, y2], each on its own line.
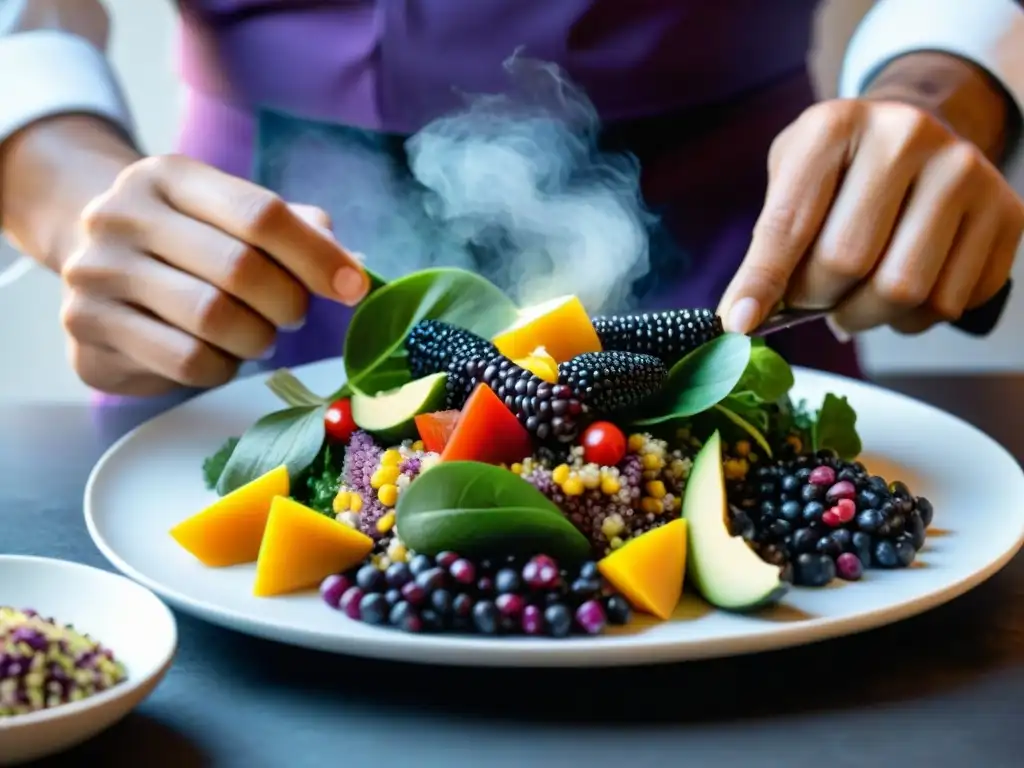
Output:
[350, 372, 448, 444]
[682, 431, 790, 611]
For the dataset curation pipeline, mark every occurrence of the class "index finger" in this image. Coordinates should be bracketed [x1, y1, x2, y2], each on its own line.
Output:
[717, 130, 846, 333]
[151, 156, 368, 304]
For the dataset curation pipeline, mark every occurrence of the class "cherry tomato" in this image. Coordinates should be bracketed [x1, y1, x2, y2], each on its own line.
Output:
[580, 421, 627, 467]
[324, 398, 357, 443]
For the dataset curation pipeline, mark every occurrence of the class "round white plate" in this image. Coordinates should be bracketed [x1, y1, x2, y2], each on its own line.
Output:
[85, 359, 1024, 668]
[0, 556, 177, 765]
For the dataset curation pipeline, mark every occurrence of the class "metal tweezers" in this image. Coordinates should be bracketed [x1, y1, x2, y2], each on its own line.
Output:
[752, 279, 1013, 337]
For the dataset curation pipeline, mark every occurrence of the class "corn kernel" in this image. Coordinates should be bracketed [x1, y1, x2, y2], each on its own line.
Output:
[723, 458, 749, 481]
[376, 510, 396, 533]
[581, 468, 601, 490]
[332, 490, 351, 513]
[786, 434, 803, 453]
[377, 484, 399, 508]
[380, 449, 402, 467]
[562, 476, 585, 496]
[601, 513, 625, 539]
[641, 497, 665, 515]
[609, 536, 624, 550]
[642, 453, 664, 471]
[387, 541, 408, 563]
[510, 463, 523, 475]
[370, 465, 400, 489]
[552, 464, 571, 485]
[628, 434, 645, 452]
[349, 493, 364, 513]
[412, 440, 425, 452]
[646, 480, 667, 499]
[734, 440, 751, 457]
[600, 475, 621, 495]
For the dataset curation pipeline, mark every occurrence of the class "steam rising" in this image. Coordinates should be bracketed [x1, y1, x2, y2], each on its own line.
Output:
[263, 55, 656, 313]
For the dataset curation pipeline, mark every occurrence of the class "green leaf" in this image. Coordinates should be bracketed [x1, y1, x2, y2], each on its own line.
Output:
[395, 461, 592, 562]
[265, 369, 330, 407]
[216, 405, 327, 495]
[343, 268, 519, 394]
[201, 436, 239, 490]
[712, 404, 773, 458]
[733, 345, 795, 402]
[365, 267, 388, 293]
[812, 393, 862, 460]
[721, 391, 770, 432]
[631, 333, 752, 426]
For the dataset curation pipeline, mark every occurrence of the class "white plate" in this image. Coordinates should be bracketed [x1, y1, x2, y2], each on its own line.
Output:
[0, 556, 176, 765]
[85, 359, 1024, 668]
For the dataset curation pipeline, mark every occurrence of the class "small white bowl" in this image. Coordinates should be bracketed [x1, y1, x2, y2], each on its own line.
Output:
[0, 556, 177, 765]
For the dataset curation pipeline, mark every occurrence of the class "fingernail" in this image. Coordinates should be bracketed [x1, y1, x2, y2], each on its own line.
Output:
[259, 343, 277, 361]
[825, 315, 852, 344]
[333, 267, 369, 304]
[281, 316, 306, 331]
[725, 297, 761, 334]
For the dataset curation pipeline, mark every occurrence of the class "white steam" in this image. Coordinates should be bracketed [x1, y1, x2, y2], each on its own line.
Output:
[263, 55, 656, 314]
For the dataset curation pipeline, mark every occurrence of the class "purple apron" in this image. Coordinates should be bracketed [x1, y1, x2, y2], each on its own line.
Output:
[172, 0, 861, 379]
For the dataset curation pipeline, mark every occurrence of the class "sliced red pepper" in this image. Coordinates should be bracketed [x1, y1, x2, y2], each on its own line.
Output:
[439, 384, 533, 466]
[415, 410, 462, 454]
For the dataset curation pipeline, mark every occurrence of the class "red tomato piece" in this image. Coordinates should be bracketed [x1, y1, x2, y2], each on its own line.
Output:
[580, 421, 627, 466]
[439, 384, 533, 465]
[414, 410, 462, 454]
[324, 398, 357, 443]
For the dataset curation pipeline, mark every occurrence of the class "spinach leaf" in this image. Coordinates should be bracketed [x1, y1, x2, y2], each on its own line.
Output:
[631, 333, 752, 426]
[734, 345, 795, 402]
[201, 436, 239, 490]
[812, 393, 862, 460]
[293, 444, 344, 516]
[343, 268, 519, 394]
[395, 461, 592, 561]
[216, 405, 327, 495]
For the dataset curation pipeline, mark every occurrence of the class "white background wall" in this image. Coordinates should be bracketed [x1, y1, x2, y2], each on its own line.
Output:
[1, 0, 1021, 402]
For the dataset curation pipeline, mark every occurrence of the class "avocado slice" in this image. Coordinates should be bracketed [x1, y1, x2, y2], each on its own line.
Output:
[683, 430, 789, 611]
[350, 373, 448, 444]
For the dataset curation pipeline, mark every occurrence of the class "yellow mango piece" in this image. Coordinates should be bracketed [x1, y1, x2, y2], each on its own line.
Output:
[493, 295, 602, 363]
[170, 465, 290, 567]
[513, 347, 559, 383]
[253, 496, 374, 597]
[598, 518, 687, 620]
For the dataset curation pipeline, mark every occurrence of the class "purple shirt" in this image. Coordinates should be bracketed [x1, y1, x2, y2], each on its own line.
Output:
[170, 0, 860, 379]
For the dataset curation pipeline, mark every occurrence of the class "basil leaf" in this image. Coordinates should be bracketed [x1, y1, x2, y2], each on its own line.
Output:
[201, 436, 239, 490]
[343, 268, 519, 394]
[631, 333, 752, 426]
[812, 393, 861, 460]
[395, 461, 592, 562]
[733, 345, 795, 402]
[712, 404, 773, 458]
[216, 405, 327, 495]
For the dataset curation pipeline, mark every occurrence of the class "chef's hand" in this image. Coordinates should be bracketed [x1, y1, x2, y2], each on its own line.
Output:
[61, 154, 368, 396]
[717, 99, 1024, 337]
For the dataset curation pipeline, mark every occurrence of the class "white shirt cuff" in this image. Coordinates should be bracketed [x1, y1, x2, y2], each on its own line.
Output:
[839, 0, 1024, 173]
[0, 30, 135, 147]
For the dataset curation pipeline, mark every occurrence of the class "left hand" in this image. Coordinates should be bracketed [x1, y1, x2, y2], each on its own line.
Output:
[717, 99, 1024, 336]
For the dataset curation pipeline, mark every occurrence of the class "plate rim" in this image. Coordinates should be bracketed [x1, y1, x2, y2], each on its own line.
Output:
[0, 554, 178, 728]
[83, 363, 1024, 667]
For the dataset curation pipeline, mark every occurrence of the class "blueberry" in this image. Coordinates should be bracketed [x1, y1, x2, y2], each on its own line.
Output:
[781, 475, 801, 494]
[759, 500, 778, 522]
[544, 604, 573, 638]
[837, 468, 859, 482]
[420, 609, 444, 632]
[796, 467, 812, 481]
[472, 601, 500, 634]
[855, 508, 883, 533]
[571, 578, 602, 599]
[408, 554, 434, 577]
[449, 558, 477, 586]
[894, 536, 917, 567]
[400, 581, 427, 607]
[358, 593, 389, 625]
[857, 489, 882, 510]
[579, 561, 600, 581]
[831, 528, 853, 552]
[889, 480, 910, 499]
[795, 553, 836, 587]
[389, 600, 415, 628]
[915, 496, 934, 528]
[802, 501, 825, 524]
[415, 567, 447, 593]
[800, 483, 824, 503]
[867, 475, 889, 494]
[873, 540, 899, 568]
[384, 588, 402, 607]
[780, 500, 802, 522]
[494, 568, 522, 594]
[815, 536, 841, 558]
[355, 564, 386, 593]
[791, 527, 818, 554]
[435, 551, 460, 569]
[605, 595, 632, 625]
[430, 588, 453, 616]
[906, 510, 927, 550]
[476, 577, 495, 596]
[851, 532, 872, 566]
[769, 519, 792, 538]
[452, 593, 475, 619]
[758, 483, 776, 499]
[384, 562, 412, 589]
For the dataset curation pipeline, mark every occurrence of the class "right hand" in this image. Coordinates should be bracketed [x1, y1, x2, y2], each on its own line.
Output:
[60, 154, 368, 396]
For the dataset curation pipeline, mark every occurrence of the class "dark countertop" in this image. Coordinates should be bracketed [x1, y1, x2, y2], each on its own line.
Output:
[2, 375, 1024, 768]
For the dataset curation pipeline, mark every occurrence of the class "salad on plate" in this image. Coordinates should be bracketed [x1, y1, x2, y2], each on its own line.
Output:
[170, 268, 932, 639]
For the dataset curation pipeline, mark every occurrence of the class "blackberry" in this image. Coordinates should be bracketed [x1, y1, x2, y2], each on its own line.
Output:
[404, 320, 500, 408]
[591, 308, 723, 366]
[557, 351, 667, 413]
[731, 453, 933, 586]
